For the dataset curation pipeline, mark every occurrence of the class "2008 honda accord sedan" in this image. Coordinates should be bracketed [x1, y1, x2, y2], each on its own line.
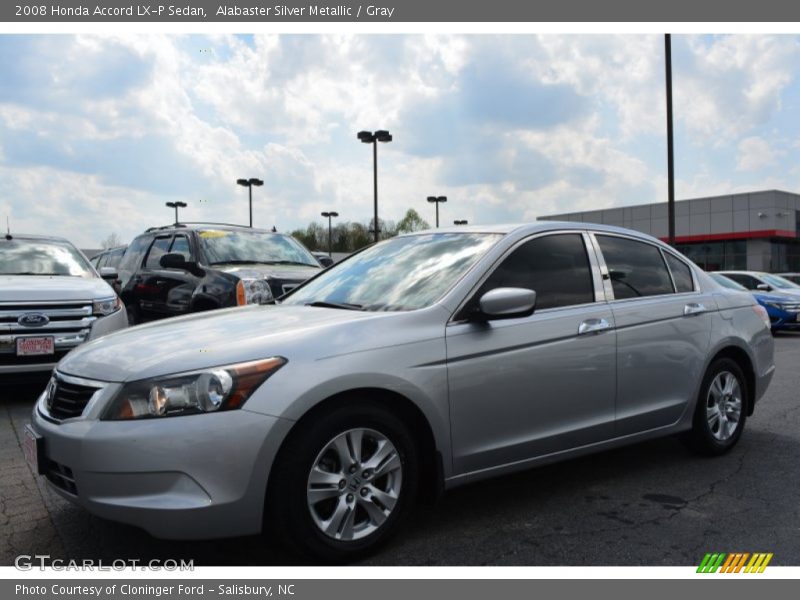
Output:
[27, 222, 775, 561]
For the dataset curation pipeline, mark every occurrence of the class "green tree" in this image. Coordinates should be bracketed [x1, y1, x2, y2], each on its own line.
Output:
[395, 208, 430, 233]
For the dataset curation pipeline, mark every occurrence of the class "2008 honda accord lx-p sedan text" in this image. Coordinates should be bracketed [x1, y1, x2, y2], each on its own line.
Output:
[27, 222, 775, 561]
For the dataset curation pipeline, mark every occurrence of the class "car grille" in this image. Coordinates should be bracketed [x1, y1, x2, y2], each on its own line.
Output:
[44, 458, 78, 495]
[266, 278, 304, 298]
[45, 376, 102, 420]
[0, 301, 95, 359]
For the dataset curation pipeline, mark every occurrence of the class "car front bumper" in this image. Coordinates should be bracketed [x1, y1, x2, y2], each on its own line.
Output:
[30, 389, 293, 540]
[0, 307, 128, 375]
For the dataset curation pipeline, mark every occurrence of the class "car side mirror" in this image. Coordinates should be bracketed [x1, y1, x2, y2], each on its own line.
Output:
[318, 256, 334, 268]
[477, 287, 537, 319]
[98, 267, 118, 282]
[160, 253, 188, 270]
[756, 283, 771, 291]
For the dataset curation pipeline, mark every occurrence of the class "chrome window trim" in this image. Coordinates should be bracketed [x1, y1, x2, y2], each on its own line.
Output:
[589, 231, 702, 303]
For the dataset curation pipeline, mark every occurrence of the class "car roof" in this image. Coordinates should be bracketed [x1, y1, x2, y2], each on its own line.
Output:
[1, 233, 72, 243]
[715, 270, 768, 276]
[405, 221, 668, 244]
[142, 223, 278, 235]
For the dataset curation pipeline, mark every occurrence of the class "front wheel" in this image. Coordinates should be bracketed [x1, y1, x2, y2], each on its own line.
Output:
[685, 358, 747, 455]
[265, 402, 419, 562]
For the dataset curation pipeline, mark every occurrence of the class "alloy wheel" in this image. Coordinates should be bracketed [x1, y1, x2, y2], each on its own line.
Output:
[706, 371, 742, 441]
[306, 428, 403, 541]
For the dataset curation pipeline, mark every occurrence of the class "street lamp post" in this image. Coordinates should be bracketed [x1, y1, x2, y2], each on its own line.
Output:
[236, 178, 264, 228]
[427, 196, 447, 228]
[665, 33, 675, 246]
[357, 129, 392, 243]
[165, 201, 187, 224]
[321, 211, 339, 257]
[454, 219, 468, 226]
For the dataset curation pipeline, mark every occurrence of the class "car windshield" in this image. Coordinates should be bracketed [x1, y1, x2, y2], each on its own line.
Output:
[0, 238, 95, 277]
[710, 273, 747, 291]
[198, 230, 318, 267]
[761, 273, 799, 290]
[283, 232, 503, 312]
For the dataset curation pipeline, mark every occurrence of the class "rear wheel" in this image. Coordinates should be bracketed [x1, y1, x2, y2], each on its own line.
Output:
[265, 402, 419, 562]
[685, 358, 747, 455]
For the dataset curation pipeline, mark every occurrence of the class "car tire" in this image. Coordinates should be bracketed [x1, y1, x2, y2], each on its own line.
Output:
[685, 358, 748, 456]
[264, 401, 420, 563]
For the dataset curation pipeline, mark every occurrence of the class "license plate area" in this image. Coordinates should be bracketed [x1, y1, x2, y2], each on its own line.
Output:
[16, 336, 54, 356]
[23, 425, 44, 475]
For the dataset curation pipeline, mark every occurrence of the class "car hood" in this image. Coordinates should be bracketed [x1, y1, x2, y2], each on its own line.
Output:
[753, 290, 800, 304]
[57, 304, 396, 382]
[212, 263, 320, 281]
[0, 275, 115, 302]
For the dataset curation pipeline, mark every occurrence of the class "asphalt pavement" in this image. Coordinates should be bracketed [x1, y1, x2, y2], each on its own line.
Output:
[2, 334, 799, 566]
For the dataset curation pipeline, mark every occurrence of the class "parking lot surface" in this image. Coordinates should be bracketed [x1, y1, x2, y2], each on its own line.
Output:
[2, 335, 799, 566]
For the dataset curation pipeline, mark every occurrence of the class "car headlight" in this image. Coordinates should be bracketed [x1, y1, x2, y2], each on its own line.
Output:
[236, 278, 273, 305]
[93, 296, 121, 316]
[102, 357, 286, 420]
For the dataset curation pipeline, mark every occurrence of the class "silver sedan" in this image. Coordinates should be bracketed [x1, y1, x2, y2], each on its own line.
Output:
[27, 222, 774, 562]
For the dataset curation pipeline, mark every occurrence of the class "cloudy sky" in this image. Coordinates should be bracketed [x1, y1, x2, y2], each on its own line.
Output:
[1, 34, 799, 248]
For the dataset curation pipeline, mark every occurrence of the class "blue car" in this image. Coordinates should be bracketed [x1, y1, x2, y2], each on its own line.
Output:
[710, 272, 800, 331]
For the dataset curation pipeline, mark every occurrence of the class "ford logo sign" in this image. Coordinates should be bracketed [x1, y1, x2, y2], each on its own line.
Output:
[18, 312, 50, 327]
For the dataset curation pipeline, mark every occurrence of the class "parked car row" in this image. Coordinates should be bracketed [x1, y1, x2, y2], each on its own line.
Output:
[25, 222, 775, 562]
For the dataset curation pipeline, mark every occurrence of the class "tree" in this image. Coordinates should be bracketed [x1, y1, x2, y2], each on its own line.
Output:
[100, 233, 121, 249]
[395, 208, 430, 234]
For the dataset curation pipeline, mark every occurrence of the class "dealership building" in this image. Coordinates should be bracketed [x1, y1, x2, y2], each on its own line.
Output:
[539, 189, 800, 273]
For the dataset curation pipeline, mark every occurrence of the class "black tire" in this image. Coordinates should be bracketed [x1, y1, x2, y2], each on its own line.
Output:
[264, 401, 420, 563]
[685, 358, 748, 456]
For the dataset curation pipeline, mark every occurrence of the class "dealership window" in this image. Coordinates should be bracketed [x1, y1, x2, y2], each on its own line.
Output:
[674, 240, 746, 271]
[474, 233, 595, 311]
[596, 235, 674, 299]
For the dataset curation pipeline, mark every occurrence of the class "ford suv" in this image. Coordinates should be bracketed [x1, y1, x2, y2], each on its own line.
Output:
[0, 234, 127, 375]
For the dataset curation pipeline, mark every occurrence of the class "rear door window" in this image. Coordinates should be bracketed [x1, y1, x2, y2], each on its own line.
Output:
[596, 235, 674, 299]
[723, 273, 759, 290]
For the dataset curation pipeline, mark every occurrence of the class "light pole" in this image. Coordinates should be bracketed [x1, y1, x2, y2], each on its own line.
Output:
[454, 219, 468, 225]
[665, 34, 675, 246]
[321, 211, 339, 257]
[236, 177, 264, 228]
[357, 129, 392, 243]
[427, 196, 447, 228]
[165, 201, 187, 224]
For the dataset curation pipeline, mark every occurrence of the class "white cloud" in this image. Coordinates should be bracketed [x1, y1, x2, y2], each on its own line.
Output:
[736, 136, 779, 171]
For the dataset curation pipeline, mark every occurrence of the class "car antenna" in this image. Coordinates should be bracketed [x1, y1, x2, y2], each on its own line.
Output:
[5, 216, 11, 240]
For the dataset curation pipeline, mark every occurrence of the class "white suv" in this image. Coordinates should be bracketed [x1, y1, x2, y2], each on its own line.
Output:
[0, 234, 127, 375]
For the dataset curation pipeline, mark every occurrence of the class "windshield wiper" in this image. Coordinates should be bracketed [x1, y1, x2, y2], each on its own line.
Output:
[304, 301, 364, 311]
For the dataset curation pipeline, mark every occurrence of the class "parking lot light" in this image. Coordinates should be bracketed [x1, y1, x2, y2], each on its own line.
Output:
[237, 178, 264, 228]
[321, 211, 339, 257]
[427, 196, 447, 228]
[358, 129, 392, 243]
[165, 201, 187, 224]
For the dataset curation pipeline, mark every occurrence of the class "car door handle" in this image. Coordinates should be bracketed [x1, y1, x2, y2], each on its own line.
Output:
[684, 302, 706, 316]
[578, 318, 611, 335]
